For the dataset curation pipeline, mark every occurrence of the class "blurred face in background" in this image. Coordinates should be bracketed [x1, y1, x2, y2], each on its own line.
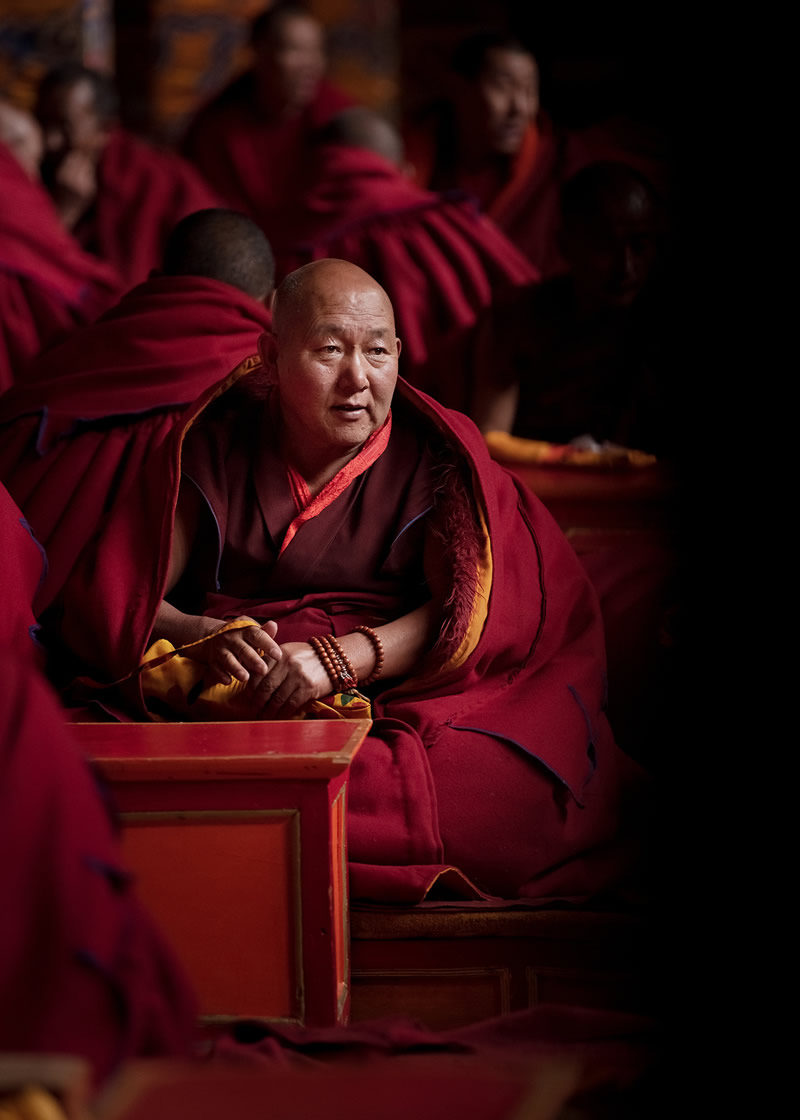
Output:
[562, 184, 661, 312]
[36, 76, 111, 190]
[457, 47, 539, 159]
[253, 13, 327, 115]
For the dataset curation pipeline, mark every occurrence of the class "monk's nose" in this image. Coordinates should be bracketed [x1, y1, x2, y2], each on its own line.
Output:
[338, 350, 369, 391]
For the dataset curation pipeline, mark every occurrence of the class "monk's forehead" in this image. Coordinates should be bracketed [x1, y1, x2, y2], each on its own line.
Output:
[277, 266, 396, 333]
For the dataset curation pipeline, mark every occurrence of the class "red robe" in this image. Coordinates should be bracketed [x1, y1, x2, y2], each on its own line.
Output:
[0, 275, 272, 615]
[277, 143, 538, 406]
[56, 361, 647, 907]
[0, 141, 122, 392]
[0, 485, 196, 1083]
[405, 115, 567, 277]
[73, 128, 222, 287]
[181, 73, 353, 238]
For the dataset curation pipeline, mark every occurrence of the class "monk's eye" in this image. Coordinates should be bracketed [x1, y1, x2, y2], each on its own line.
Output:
[370, 347, 388, 355]
[321, 345, 339, 353]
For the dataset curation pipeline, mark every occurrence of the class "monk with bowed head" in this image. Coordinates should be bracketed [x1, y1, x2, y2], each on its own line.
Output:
[35, 62, 220, 286]
[58, 258, 647, 906]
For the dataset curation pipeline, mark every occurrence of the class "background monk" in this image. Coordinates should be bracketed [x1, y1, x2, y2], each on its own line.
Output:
[56, 258, 647, 909]
[0, 99, 122, 392]
[275, 105, 537, 410]
[182, 1, 353, 237]
[0, 208, 274, 620]
[34, 62, 221, 286]
[404, 30, 566, 277]
[0, 481, 197, 1086]
[473, 161, 671, 455]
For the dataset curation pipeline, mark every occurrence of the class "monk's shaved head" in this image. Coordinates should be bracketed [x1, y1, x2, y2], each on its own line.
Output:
[162, 208, 275, 301]
[273, 258, 396, 339]
[314, 107, 404, 167]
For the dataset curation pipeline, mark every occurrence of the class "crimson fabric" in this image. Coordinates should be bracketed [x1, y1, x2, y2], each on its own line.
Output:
[57, 365, 647, 906]
[275, 143, 537, 401]
[0, 482, 46, 662]
[0, 275, 272, 614]
[405, 116, 567, 278]
[182, 75, 353, 238]
[73, 128, 221, 286]
[0, 141, 122, 392]
[0, 652, 197, 1086]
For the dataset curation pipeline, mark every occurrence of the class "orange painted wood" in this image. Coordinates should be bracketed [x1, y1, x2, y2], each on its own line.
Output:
[121, 813, 298, 1019]
[76, 719, 370, 1026]
[75, 719, 369, 779]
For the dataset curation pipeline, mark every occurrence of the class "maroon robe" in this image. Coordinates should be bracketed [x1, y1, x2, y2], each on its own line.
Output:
[0, 275, 272, 615]
[276, 143, 538, 405]
[0, 141, 122, 392]
[181, 73, 353, 238]
[405, 115, 567, 278]
[0, 484, 196, 1084]
[56, 359, 647, 907]
[72, 128, 221, 287]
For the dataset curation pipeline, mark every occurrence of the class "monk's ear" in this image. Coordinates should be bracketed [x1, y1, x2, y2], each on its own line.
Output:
[395, 337, 402, 359]
[258, 330, 279, 377]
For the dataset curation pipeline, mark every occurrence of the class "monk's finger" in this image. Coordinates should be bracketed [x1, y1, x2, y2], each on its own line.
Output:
[230, 639, 270, 680]
[242, 628, 282, 665]
[216, 648, 250, 684]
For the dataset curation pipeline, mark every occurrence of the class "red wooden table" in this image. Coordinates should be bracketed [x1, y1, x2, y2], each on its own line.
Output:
[74, 719, 370, 1028]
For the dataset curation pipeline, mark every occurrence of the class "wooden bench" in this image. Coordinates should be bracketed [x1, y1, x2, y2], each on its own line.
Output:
[349, 905, 653, 1030]
[75, 719, 370, 1029]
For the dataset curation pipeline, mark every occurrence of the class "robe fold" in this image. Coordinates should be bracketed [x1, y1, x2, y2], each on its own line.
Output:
[0, 141, 123, 392]
[181, 74, 353, 237]
[405, 115, 567, 278]
[55, 360, 647, 907]
[0, 275, 272, 614]
[276, 143, 538, 404]
[72, 128, 221, 286]
[0, 486, 196, 1083]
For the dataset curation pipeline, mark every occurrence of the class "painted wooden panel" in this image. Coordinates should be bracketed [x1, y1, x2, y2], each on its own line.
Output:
[121, 809, 301, 1020]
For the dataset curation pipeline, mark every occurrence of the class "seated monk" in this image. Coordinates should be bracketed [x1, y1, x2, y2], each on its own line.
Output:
[0, 208, 274, 619]
[0, 99, 122, 392]
[181, 1, 353, 237]
[0, 481, 196, 1086]
[55, 259, 648, 907]
[34, 63, 221, 286]
[404, 30, 567, 277]
[274, 105, 538, 410]
[472, 161, 672, 457]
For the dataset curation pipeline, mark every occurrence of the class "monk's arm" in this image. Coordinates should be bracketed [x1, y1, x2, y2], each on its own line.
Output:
[150, 479, 282, 684]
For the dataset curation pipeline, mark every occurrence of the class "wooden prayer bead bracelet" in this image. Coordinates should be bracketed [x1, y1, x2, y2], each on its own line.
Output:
[353, 625, 384, 685]
[309, 626, 384, 691]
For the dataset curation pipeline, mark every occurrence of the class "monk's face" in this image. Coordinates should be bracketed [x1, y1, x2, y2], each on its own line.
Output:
[254, 14, 326, 113]
[563, 188, 661, 311]
[36, 77, 109, 167]
[460, 48, 538, 157]
[275, 276, 401, 464]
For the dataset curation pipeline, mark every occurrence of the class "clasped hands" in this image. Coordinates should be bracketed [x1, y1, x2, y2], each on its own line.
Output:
[184, 618, 332, 719]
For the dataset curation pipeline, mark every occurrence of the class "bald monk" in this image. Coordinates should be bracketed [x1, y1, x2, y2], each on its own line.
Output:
[35, 63, 220, 286]
[473, 161, 670, 455]
[0, 208, 274, 618]
[405, 31, 566, 277]
[0, 482, 196, 1084]
[0, 99, 122, 391]
[275, 105, 537, 409]
[57, 258, 646, 907]
[182, 1, 353, 237]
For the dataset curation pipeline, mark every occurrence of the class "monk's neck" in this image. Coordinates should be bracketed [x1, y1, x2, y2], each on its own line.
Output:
[282, 441, 361, 498]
